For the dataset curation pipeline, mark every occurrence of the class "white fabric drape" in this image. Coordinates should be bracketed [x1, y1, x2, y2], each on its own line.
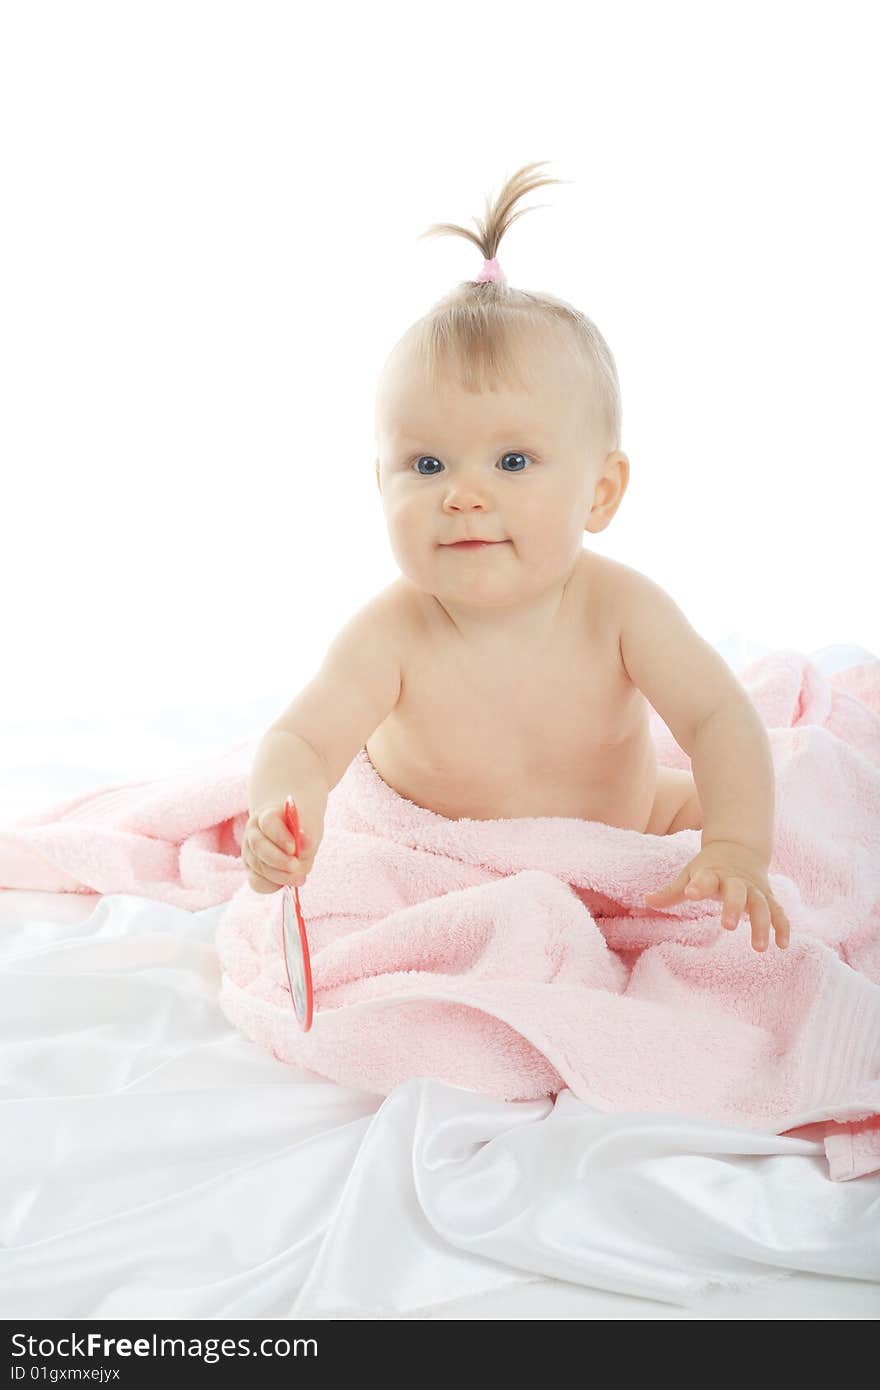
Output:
[1, 638, 878, 1320]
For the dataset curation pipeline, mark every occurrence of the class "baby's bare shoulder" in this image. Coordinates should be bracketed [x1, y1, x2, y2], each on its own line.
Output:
[382, 576, 424, 632]
[576, 554, 668, 694]
[357, 578, 426, 673]
[588, 551, 650, 596]
[580, 552, 652, 636]
[382, 575, 435, 638]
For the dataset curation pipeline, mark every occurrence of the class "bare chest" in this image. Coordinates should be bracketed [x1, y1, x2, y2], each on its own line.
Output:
[366, 578, 658, 827]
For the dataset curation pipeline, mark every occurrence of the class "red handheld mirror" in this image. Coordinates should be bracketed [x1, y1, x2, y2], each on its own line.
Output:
[281, 796, 314, 1031]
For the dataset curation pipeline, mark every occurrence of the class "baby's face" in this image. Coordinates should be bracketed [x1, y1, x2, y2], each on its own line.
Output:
[374, 326, 624, 618]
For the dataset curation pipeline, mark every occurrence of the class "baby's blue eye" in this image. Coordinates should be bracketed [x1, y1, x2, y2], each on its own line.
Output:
[412, 452, 532, 475]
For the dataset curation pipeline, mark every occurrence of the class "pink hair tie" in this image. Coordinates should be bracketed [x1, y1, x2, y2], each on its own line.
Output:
[475, 256, 506, 284]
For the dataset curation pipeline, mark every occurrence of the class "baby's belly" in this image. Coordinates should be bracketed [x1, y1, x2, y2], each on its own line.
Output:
[364, 728, 660, 830]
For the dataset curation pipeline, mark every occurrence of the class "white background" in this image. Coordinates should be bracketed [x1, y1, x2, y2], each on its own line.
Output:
[1, 6, 878, 1325]
[2, 0, 878, 729]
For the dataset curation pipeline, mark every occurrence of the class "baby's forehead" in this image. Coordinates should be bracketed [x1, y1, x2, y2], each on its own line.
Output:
[387, 321, 576, 389]
[378, 341, 586, 442]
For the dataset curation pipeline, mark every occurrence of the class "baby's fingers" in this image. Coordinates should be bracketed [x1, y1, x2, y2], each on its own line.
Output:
[748, 889, 772, 952]
[769, 896, 791, 949]
[245, 829, 308, 883]
[250, 832, 298, 874]
[721, 879, 748, 930]
[643, 865, 691, 906]
[258, 807, 302, 857]
[247, 854, 306, 889]
[684, 869, 721, 899]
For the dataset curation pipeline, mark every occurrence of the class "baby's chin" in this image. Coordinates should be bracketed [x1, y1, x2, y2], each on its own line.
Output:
[403, 543, 586, 604]
[417, 560, 543, 605]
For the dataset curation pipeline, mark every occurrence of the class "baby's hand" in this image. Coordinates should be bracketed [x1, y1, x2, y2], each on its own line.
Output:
[242, 803, 322, 895]
[643, 841, 791, 952]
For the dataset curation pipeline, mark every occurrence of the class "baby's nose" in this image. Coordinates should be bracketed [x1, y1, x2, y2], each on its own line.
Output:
[445, 489, 490, 506]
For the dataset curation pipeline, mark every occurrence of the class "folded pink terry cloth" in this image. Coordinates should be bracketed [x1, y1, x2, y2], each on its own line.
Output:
[2, 649, 879, 1182]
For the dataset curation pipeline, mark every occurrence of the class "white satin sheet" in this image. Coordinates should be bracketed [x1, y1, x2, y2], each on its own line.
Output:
[1, 637, 878, 1320]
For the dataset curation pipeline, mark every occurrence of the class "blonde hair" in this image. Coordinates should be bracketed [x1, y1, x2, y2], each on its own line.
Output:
[411, 160, 622, 456]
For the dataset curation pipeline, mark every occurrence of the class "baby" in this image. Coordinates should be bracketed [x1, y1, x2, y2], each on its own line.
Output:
[243, 161, 790, 954]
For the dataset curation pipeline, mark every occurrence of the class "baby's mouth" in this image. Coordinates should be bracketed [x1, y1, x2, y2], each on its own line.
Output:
[441, 539, 508, 548]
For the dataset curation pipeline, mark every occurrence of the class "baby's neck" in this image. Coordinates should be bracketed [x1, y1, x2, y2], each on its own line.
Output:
[430, 558, 584, 647]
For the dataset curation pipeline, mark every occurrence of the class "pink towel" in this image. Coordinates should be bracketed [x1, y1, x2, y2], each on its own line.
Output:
[2, 649, 879, 1182]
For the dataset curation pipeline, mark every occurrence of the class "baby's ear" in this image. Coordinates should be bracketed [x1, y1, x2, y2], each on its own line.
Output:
[586, 452, 629, 532]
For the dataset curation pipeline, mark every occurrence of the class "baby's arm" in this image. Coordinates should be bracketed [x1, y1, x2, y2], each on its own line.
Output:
[249, 583, 405, 821]
[615, 567, 774, 863]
